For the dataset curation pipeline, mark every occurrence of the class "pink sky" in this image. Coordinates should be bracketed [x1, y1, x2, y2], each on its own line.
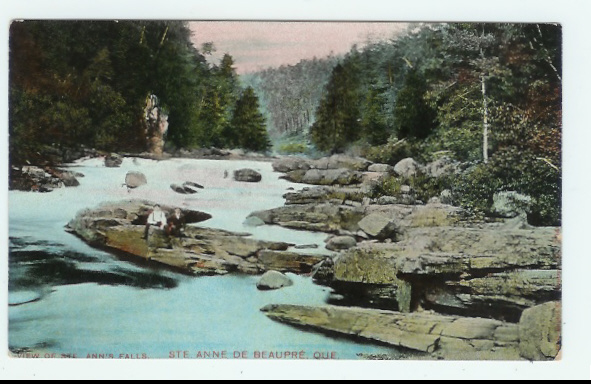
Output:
[189, 21, 408, 74]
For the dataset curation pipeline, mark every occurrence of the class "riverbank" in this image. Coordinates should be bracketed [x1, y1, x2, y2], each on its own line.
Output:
[61, 154, 562, 360]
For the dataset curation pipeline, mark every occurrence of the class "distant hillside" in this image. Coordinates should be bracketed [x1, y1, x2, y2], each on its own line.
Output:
[240, 56, 340, 140]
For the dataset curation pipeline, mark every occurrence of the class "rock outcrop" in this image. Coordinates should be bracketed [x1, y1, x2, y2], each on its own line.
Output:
[257, 271, 294, 291]
[105, 153, 123, 168]
[234, 169, 262, 183]
[10, 166, 81, 192]
[125, 171, 147, 189]
[261, 302, 560, 360]
[66, 200, 325, 275]
[329, 225, 561, 321]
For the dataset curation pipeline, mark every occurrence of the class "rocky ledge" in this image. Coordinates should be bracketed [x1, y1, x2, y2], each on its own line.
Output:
[261, 301, 561, 361]
[66, 200, 326, 275]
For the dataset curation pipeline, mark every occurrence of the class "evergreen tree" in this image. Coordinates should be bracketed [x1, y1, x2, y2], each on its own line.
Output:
[310, 60, 361, 153]
[393, 68, 436, 139]
[230, 87, 271, 151]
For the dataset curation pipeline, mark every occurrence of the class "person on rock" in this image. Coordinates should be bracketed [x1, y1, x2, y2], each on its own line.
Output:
[143, 204, 167, 241]
[166, 208, 185, 238]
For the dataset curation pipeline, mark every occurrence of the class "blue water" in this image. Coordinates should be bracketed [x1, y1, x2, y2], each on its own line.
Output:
[8, 157, 399, 359]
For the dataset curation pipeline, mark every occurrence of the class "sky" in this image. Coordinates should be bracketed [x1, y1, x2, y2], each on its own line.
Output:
[189, 21, 409, 74]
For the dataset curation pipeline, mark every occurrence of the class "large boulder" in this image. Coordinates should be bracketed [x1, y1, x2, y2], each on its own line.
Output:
[368, 163, 395, 173]
[326, 236, 357, 251]
[519, 301, 561, 361]
[125, 171, 147, 189]
[393, 158, 424, 178]
[300, 168, 362, 186]
[314, 154, 372, 171]
[493, 191, 533, 218]
[425, 157, 460, 178]
[105, 153, 123, 168]
[272, 157, 312, 173]
[256, 271, 294, 291]
[357, 213, 400, 240]
[234, 169, 262, 183]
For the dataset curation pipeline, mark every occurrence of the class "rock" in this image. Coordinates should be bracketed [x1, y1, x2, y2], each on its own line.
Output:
[428, 197, 441, 205]
[316, 154, 372, 171]
[125, 171, 147, 189]
[294, 244, 319, 249]
[256, 271, 294, 291]
[400, 185, 412, 194]
[256, 251, 326, 274]
[105, 153, 123, 168]
[272, 157, 312, 173]
[248, 203, 364, 234]
[332, 225, 561, 321]
[234, 169, 262, 183]
[181, 185, 200, 194]
[368, 163, 395, 173]
[519, 301, 561, 361]
[170, 184, 190, 194]
[184, 181, 204, 190]
[261, 304, 522, 360]
[493, 191, 533, 218]
[56, 170, 80, 187]
[357, 213, 399, 240]
[243, 216, 265, 227]
[425, 157, 460, 178]
[66, 200, 322, 276]
[377, 196, 398, 205]
[326, 236, 357, 251]
[393, 158, 424, 178]
[298, 168, 362, 186]
[440, 189, 454, 205]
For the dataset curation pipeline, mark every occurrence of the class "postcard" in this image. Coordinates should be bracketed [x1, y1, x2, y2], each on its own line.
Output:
[2, 0, 589, 380]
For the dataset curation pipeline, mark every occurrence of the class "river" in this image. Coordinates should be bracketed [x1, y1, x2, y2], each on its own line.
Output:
[8, 156, 400, 359]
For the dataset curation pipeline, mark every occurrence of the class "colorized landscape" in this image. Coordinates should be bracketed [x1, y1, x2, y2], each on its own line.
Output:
[8, 21, 561, 360]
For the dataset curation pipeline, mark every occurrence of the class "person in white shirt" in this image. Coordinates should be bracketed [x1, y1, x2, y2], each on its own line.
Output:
[143, 204, 167, 241]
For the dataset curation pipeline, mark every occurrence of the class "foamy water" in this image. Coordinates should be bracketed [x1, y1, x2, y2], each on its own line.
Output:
[8, 157, 399, 359]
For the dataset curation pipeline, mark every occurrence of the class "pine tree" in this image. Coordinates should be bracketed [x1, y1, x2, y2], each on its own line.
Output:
[231, 87, 271, 152]
[310, 60, 361, 153]
[393, 68, 436, 140]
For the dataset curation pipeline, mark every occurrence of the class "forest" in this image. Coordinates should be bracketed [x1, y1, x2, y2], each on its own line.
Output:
[9, 21, 561, 226]
[249, 23, 561, 226]
[9, 20, 271, 165]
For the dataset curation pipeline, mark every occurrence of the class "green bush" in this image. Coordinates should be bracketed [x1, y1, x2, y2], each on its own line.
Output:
[452, 147, 561, 226]
[278, 142, 308, 155]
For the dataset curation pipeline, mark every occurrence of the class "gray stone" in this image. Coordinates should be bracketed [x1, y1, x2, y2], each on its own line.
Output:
[234, 169, 262, 182]
[428, 197, 441, 205]
[243, 216, 265, 227]
[357, 213, 399, 240]
[377, 196, 398, 205]
[315, 154, 372, 171]
[105, 153, 123, 168]
[170, 184, 189, 194]
[368, 163, 395, 173]
[256, 271, 294, 291]
[272, 157, 311, 173]
[326, 236, 357, 251]
[301, 168, 361, 186]
[493, 191, 533, 218]
[425, 156, 460, 178]
[125, 171, 147, 189]
[519, 301, 561, 361]
[393, 158, 424, 178]
[440, 189, 454, 205]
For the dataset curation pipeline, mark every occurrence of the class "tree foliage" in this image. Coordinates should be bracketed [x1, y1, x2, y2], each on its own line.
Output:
[9, 21, 272, 165]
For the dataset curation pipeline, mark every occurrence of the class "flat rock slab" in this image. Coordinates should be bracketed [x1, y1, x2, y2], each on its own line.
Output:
[261, 304, 522, 360]
[67, 200, 322, 276]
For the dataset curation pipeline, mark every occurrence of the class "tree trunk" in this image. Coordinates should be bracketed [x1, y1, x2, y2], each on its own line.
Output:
[481, 75, 489, 164]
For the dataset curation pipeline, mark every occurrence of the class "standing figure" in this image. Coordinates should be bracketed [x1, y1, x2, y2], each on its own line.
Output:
[143, 204, 167, 241]
[166, 208, 185, 238]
